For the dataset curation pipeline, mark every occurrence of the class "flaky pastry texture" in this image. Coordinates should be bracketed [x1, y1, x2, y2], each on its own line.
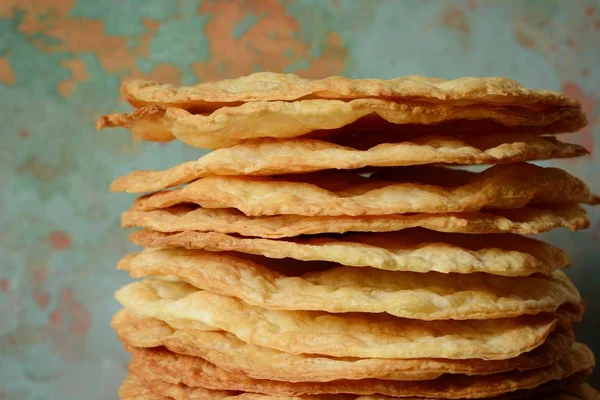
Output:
[115, 279, 579, 360]
[113, 310, 575, 383]
[127, 343, 594, 397]
[120, 373, 600, 400]
[118, 248, 579, 320]
[130, 164, 599, 216]
[121, 205, 589, 238]
[121, 73, 580, 108]
[120, 375, 164, 400]
[110, 135, 587, 192]
[128, 229, 569, 277]
[97, 100, 585, 148]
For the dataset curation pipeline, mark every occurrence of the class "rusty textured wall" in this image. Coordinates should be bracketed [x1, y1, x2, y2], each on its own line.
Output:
[0, 1, 599, 398]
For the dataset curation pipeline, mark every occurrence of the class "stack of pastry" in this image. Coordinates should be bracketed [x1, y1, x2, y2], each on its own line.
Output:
[99, 73, 600, 399]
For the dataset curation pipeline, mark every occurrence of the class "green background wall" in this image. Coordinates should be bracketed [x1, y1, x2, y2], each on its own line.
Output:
[1, 1, 598, 398]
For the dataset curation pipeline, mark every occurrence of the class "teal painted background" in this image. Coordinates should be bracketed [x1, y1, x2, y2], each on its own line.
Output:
[1, 1, 599, 398]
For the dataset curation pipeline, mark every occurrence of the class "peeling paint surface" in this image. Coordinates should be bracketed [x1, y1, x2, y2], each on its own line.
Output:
[0, 1, 599, 398]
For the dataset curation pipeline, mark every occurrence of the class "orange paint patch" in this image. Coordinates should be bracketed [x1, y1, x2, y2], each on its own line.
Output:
[0, 0, 73, 18]
[0, 56, 16, 85]
[33, 269, 45, 282]
[440, 5, 470, 35]
[193, 0, 345, 81]
[561, 82, 596, 152]
[49, 310, 62, 326]
[126, 20, 184, 83]
[34, 291, 50, 309]
[515, 28, 535, 49]
[19, 128, 29, 139]
[586, 5, 595, 17]
[17, 155, 63, 181]
[0, 4, 13, 18]
[132, 19, 161, 58]
[296, 32, 346, 79]
[33, 269, 50, 309]
[48, 230, 72, 250]
[595, 20, 600, 30]
[566, 38, 576, 48]
[12, 0, 180, 84]
[7, 326, 49, 347]
[59, 288, 91, 336]
[57, 58, 89, 98]
[129, 63, 183, 84]
[194, 0, 303, 79]
[46, 287, 91, 359]
[16, 0, 132, 75]
[0, 279, 9, 292]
